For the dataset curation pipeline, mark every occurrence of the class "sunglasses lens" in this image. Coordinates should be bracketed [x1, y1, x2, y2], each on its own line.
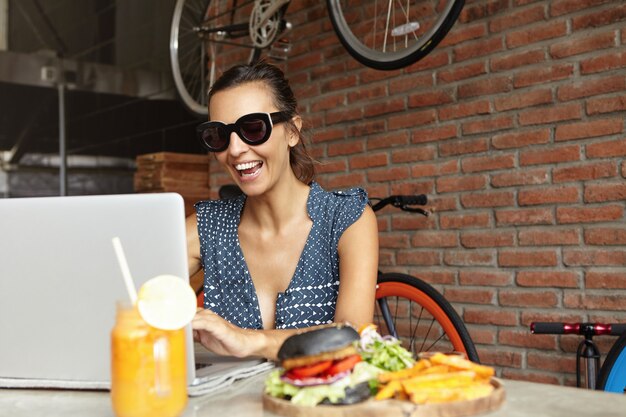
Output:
[202, 126, 228, 151]
[240, 118, 267, 142]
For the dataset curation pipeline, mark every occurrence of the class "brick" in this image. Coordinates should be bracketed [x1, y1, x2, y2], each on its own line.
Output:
[324, 172, 366, 189]
[460, 230, 515, 247]
[440, 23, 487, 47]
[501, 369, 560, 385]
[462, 154, 516, 173]
[520, 145, 581, 166]
[557, 204, 623, 224]
[440, 212, 491, 229]
[359, 68, 398, 84]
[412, 124, 458, 144]
[494, 89, 553, 112]
[461, 191, 515, 208]
[564, 249, 626, 266]
[553, 161, 617, 183]
[556, 118, 623, 142]
[514, 63, 574, 88]
[518, 185, 579, 205]
[585, 227, 626, 245]
[587, 138, 626, 158]
[315, 159, 347, 174]
[550, 0, 612, 17]
[405, 51, 450, 73]
[499, 291, 559, 309]
[490, 5, 546, 33]
[458, 76, 512, 99]
[586, 95, 626, 115]
[564, 292, 626, 310]
[364, 98, 406, 118]
[312, 127, 345, 143]
[462, 116, 515, 135]
[388, 73, 434, 95]
[288, 51, 324, 72]
[459, 0, 509, 23]
[527, 352, 574, 372]
[499, 250, 558, 267]
[410, 231, 458, 248]
[437, 62, 487, 84]
[378, 234, 410, 249]
[347, 119, 386, 137]
[439, 138, 489, 157]
[412, 160, 459, 178]
[348, 152, 388, 170]
[585, 271, 626, 289]
[521, 311, 583, 327]
[410, 270, 456, 285]
[325, 107, 362, 125]
[390, 181, 435, 197]
[438, 100, 491, 121]
[459, 270, 513, 286]
[347, 83, 387, 103]
[320, 74, 358, 91]
[492, 129, 551, 149]
[396, 250, 440, 266]
[391, 215, 433, 231]
[391, 146, 436, 164]
[581, 51, 626, 74]
[388, 110, 437, 131]
[408, 90, 454, 109]
[454, 36, 504, 62]
[327, 141, 364, 156]
[584, 182, 626, 203]
[518, 228, 581, 246]
[436, 175, 487, 193]
[491, 168, 549, 187]
[496, 208, 553, 226]
[443, 288, 495, 304]
[310, 93, 346, 112]
[506, 20, 567, 49]
[518, 103, 581, 126]
[367, 131, 410, 150]
[428, 196, 458, 212]
[516, 271, 580, 288]
[464, 308, 517, 326]
[491, 49, 546, 72]
[571, 4, 626, 30]
[479, 350, 523, 368]
[557, 75, 626, 101]
[367, 166, 410, 182]
[550, 31, 616, 59]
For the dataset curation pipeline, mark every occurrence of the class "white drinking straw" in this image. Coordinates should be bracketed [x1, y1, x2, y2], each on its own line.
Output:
[112, 236, 137, 304]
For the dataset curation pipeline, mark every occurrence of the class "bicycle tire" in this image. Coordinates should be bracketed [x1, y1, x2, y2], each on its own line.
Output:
[375, 272, 479, 362]
[170, 0, 263, 118]
[597, 331, 626, 393]
[326, 0, 465, 71]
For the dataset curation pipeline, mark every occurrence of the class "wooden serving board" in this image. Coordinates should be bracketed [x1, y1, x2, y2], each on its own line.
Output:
[263, 379, 505, 417]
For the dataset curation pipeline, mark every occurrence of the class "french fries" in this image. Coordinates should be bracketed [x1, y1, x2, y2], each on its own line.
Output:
[375, 353, 496, 404]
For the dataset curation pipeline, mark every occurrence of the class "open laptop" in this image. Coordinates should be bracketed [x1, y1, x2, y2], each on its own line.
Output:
[0, 192, 267, 392]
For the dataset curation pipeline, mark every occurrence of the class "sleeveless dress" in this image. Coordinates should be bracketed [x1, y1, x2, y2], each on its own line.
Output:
[194, 181, 368, 330]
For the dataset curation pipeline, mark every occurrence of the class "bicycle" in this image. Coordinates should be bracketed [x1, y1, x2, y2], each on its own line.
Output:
[531, 322, 626, 393]
[209, 185, 479, 362]
[170, 0, 465, 117]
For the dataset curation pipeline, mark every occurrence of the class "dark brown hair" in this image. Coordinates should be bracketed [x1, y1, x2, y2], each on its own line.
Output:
[208, 61, 316, 184]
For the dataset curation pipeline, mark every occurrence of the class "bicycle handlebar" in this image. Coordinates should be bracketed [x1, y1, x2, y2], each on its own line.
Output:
[370, 194, 429, 215]
[531, 322, 626, 336]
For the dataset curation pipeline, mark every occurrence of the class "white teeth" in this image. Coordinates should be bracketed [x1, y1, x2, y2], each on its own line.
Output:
[235, 161, 260, 170]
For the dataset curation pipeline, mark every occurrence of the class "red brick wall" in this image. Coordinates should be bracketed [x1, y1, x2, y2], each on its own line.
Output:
[209, 0, 626, 385]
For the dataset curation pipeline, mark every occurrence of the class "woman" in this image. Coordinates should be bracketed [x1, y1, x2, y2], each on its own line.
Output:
[187, 62, 378, 361]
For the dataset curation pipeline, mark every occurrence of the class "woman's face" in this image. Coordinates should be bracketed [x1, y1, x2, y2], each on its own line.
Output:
[209, 82, 298, 196]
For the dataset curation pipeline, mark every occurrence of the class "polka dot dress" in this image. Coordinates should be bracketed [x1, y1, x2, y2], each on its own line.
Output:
[194, 181, 368, 330]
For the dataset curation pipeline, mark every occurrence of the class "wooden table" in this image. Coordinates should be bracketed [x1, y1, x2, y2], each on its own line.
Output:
[1, 372, 625, 417]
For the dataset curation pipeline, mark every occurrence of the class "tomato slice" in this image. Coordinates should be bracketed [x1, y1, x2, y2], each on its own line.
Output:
[324, 354, 362, 376]
[288, 360, 333, 378]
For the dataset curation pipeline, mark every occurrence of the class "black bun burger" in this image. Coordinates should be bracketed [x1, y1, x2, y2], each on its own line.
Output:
[266, 323, 383, 406]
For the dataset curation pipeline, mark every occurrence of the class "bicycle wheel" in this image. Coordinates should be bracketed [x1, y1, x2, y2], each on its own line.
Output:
[597, 331, 626, 393]
[170, 0, 263, 118]
[375, 272, 479, 362]
[326, 0, 465, 70]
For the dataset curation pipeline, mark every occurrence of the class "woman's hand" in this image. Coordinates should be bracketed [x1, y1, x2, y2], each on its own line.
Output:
[191, 308, 256, 358]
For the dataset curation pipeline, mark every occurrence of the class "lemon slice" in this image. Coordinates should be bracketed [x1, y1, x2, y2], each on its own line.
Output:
[137, 275, 197, 330]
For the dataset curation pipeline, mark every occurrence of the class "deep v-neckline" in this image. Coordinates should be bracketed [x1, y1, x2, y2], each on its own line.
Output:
[233, 183, 316, 328]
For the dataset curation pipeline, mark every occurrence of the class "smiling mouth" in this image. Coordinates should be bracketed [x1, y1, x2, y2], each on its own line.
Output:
[235, 161, 263, 177]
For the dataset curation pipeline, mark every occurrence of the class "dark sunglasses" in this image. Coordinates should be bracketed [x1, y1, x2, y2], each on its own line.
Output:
[196, 111, 291, 152]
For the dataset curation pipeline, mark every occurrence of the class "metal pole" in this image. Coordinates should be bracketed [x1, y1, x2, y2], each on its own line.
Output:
[58, 77, 67, 196]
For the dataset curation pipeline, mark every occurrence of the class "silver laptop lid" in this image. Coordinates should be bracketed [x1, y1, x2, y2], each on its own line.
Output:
[0, 192, 195, 388]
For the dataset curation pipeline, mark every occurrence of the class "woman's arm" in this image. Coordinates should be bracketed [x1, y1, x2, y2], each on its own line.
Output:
[186, 213, 203, 276]
[334, 204, 379, 329]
